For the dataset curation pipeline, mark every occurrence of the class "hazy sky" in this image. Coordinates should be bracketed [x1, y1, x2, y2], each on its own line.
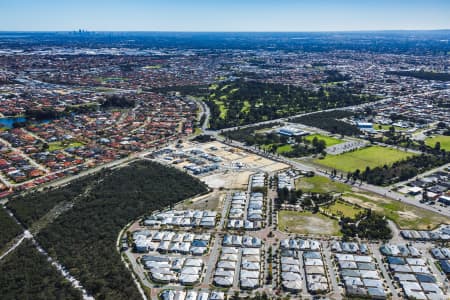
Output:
[1, 0, 449, 31]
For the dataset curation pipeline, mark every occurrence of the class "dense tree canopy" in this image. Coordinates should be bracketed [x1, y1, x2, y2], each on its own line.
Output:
[341, 212, 392, 240]
[292, 110, 362, 136]
[386, 70, 450, 82]
[0, 239, 82, 300]
[0, 207, 22, 249]
[8, 176, 94, 228]
[205, 80, 376, 129]
[354, 153, 450, 185]
[9, 161, 208, 300]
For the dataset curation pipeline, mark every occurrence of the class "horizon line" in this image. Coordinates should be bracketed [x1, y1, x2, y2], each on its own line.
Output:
[1, 28, 450, 34]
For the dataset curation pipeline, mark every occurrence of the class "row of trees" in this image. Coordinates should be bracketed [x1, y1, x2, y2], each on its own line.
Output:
[347, 154, 450, 186]
[292, 110, 362, 136]
[386, 70, 450, 82]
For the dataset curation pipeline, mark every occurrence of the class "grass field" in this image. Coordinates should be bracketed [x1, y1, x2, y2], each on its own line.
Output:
[260, 144, 293, 154]
[322, 200, 364, 218]
[343, 192, 450, 230]
[425, 135, 450, 151]
[213, 100, 228, 119]
[315, 146, 413, 172]
[276, 144, 293, 154]
[295, 176, 350, 194]
[305, 134, 343, 147]
[241, 100, 251, 113]
[48, 141, 84, 152]
[143, 65, 162, 69]
[278, 210, 341, 236]
[209, 83, 219, 90]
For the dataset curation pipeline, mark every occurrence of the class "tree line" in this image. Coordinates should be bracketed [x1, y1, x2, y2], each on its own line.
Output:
[347, 153, 450, 186]
[291, 110, 362, 136]
[386, 70, 450, 82]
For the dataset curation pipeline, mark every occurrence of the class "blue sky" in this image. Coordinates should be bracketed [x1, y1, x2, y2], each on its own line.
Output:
[0, 0, 449, 31]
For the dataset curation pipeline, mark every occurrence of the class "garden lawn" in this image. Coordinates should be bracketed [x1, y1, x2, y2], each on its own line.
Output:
[305, 134, 343, 147]
[425, 135, 450, 151]
[315, 146, 414, 173]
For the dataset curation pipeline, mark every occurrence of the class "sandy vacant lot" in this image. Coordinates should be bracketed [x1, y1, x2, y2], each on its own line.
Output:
[201, 170, 253, 190]
[342, 192, 449, 230]
[176, 189, 226, 212]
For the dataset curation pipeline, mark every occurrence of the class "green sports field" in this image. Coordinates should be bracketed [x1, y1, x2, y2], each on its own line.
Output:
[305, 134, 343, 147]
[315, 146, 414, 172]
[425, 135, 450, 151]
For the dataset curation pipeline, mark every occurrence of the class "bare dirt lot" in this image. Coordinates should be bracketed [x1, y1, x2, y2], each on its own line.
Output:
[201, 170, 253, 190]
[176, 189, 225, 211]
[342, 192, 449, 230]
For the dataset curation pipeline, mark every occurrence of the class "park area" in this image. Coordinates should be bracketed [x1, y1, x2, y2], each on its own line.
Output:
[305, 134, 343, 147]
[321, 200, 365, 219]
[48, 141, 84, 151]
[278, 210, 341, 236]
[342, 192, 450, 230]
[295, 175, 350, 194]
[425, 135, 450, 151]
[314, 145, 413, 172]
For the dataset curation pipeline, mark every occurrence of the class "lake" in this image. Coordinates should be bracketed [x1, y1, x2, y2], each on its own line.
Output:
[0, 117, 27, 129]
[0, 117, 53, 129]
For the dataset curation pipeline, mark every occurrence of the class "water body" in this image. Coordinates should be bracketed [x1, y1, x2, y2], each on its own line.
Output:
[0, 117, 27, 129]
[0, 117, 52, 129]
